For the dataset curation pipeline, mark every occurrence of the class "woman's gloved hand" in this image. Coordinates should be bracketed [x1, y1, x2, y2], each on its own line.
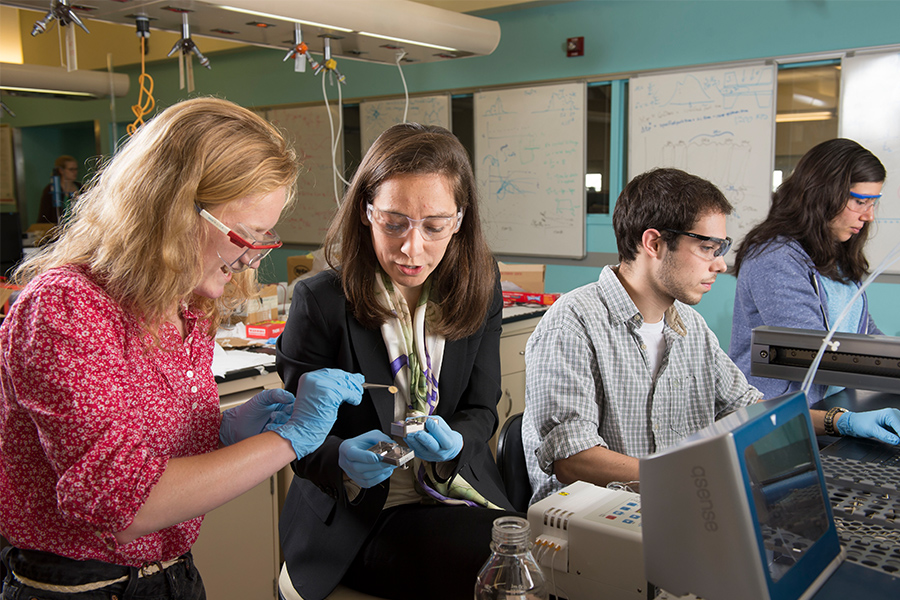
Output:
[266, 368, 364, 460]
[339, 430, 397, 488]
[405, 415, 463, 463]
[836, 408, 900, 445]
[219, 388, 294, 447]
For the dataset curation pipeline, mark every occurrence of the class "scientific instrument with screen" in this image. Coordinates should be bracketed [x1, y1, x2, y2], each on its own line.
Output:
[640, 391, 900, 600]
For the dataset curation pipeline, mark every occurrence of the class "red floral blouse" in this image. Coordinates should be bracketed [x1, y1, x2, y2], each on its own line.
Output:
[0, 265, 220, 566]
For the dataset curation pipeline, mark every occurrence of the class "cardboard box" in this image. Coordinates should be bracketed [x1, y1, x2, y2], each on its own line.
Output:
[239, 284, 278, 324]
[498, 262, 545, 293]
[25, 223, 55, 246]
[287, 254, 315, 283]
[246, 320, 286, 339]
[216, 337, 266, 349]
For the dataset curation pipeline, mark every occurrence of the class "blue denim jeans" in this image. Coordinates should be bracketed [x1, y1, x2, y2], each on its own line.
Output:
[1, 547, 205, 600]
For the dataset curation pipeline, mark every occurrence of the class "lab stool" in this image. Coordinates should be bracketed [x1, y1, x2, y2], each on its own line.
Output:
[278, 564, 388, 600]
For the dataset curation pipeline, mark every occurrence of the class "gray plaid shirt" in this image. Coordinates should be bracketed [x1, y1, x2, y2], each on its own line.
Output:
[522, 265, 761, 504]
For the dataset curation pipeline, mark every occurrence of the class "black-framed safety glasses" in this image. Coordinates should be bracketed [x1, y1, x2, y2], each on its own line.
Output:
[661, 229, 733, 260]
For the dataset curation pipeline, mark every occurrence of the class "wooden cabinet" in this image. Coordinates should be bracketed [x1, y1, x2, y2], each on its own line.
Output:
[192, 371, 284, 600]
[492, 312, 543, 453]
[192, 474, 280, 600]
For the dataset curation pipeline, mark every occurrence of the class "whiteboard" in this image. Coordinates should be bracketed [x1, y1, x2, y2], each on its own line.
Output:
[474, 82, 586, 258]
[629, 65, 776, 261]
[840, 49, 900, 274]
[263, 105, 342, 245]
[360, 95, 451, 155]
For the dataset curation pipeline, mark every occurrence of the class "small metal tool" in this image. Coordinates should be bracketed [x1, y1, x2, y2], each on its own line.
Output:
[362, 383, 399, 394]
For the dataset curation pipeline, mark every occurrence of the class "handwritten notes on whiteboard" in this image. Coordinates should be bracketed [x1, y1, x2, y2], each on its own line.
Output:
[629, 65, 776, 257]
[841, 50, 900, 274]
[263, 105, 341, 245]
[475, 82, 586, 258]
[360, 95, 451, 155]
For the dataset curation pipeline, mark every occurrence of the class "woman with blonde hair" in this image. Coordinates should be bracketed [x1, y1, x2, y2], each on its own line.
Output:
[1, 97, 362, 599]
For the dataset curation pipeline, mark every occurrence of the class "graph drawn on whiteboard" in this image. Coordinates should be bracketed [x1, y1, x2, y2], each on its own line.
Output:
[360, 95, 450, 155]
[475, 82, 585, 258]
[264, 105, 341, 245]
[629, 65, 776, 259]
[841, 49, 900, 274]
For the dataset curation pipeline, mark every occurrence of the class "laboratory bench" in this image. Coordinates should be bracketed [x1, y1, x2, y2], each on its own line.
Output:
[811, 388, 900, 588]
[811, 387, 900, 414]
[191, 364, 286, 600]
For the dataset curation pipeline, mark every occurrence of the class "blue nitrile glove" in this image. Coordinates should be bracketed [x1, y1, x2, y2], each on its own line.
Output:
[265, 406, 292, 428]
[404, 415, 463, 463]
[220, 388, 294, 447]
[836, 408, 900, 445]
[339, 430, 398, 488]
[266, 368, 364, 460]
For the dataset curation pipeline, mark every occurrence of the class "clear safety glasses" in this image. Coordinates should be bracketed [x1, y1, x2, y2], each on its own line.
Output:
[847, 191, 881, 214]
[366, 203, 463, 241]
[198, 208, 282, 273]
[662, 229, 733, 260]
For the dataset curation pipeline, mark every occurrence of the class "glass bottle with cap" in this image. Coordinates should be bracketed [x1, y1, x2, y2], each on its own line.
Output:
[474, 515, 548, 600]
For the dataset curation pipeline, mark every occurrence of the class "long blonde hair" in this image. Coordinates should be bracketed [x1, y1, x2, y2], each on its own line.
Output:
[15, 97, 298, 334]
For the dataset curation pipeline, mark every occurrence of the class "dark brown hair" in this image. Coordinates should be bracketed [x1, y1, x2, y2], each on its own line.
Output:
[733, 138, 885, 281]
[613, 167, 733, 263]
[323, 123, 495, 340]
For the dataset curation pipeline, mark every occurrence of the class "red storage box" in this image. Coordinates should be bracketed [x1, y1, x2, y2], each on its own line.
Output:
[502, 291, 560, 306]
[245, 320, 286, 339]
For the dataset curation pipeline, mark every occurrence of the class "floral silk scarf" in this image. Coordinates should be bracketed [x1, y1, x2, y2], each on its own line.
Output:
[375, 271, 500, 509]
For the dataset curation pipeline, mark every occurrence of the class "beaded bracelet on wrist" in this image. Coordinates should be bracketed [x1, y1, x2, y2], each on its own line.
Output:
[824, 406, 848, 436]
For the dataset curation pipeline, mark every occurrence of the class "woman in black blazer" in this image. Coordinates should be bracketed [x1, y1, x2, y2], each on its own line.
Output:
[276, 123, 518, 600]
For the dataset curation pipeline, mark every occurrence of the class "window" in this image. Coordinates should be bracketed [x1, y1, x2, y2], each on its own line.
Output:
[342, 104, 362, 180]
[774, 63, 840, 188]
[451, 94, 474, 163]
[586, 83, 613, 214]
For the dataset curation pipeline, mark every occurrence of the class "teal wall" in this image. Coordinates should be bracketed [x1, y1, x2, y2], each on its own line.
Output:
[2, 1, 899, 343]
[19, 122, 97, 224]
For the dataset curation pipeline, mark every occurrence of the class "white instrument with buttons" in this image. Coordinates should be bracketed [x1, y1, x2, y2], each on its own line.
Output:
[527, 480, 647, 600]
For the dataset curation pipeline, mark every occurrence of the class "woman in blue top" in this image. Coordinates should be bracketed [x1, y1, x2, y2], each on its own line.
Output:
[730, 138, 885, 405]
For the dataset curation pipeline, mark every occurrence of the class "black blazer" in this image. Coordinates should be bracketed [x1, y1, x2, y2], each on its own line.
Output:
[275, 268, 513, 600]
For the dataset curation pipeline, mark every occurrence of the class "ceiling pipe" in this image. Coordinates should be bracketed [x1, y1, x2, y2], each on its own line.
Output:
[0, 62, 130, 98]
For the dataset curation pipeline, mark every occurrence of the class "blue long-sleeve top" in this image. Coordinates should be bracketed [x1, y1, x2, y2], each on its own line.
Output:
[729, 237, 881, 405]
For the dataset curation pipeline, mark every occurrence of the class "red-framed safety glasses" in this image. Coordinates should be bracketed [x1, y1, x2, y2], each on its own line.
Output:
[198, 208, 282, 272]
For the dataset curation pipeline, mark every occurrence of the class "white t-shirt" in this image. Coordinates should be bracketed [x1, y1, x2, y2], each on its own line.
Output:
[639, 318, 667, 380]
